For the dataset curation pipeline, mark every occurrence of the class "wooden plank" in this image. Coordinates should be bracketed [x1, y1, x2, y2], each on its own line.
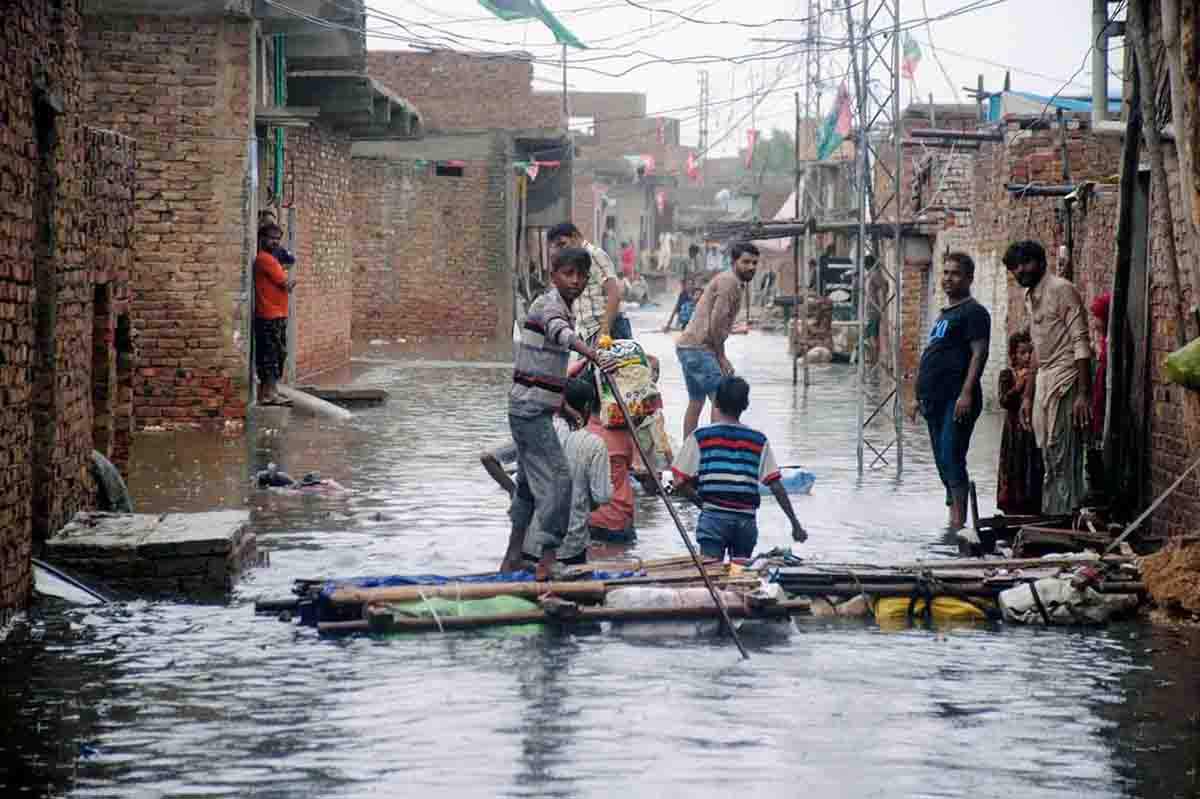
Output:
[327, 580, 608, 606]
[364, 598, 813, 634]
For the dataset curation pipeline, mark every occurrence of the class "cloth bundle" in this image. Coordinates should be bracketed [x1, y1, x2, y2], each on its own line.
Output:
[596, 339, 663, 429]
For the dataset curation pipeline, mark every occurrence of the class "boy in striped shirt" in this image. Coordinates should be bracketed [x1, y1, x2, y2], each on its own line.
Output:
[671, 376, 807, 560]
[505, 247, 615, 577]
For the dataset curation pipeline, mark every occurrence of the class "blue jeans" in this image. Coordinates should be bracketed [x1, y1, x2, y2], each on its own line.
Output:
[508, 412, 571, 551]
[677, 347, 723, 402]
[922, 397, 980, 503]
[611, 313, 633, 340]
[696, 510, 758, 559]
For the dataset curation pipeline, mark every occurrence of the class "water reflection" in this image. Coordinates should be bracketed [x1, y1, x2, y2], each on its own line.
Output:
[3, 310, 1199, 797]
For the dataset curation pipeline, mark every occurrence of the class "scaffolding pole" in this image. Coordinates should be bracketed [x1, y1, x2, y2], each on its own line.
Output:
[846, 0, 904, 476]
[793, 0, 822, 390]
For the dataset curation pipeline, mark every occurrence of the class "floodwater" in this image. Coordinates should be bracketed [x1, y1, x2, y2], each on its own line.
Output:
[4, 308, 1200, 799]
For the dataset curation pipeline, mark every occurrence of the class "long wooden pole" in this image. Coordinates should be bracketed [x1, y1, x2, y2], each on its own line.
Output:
[1128, 0, 1189, 348]
[328, 580, 607, 606]
[358, 600, 814, 636]
[1104, 54, 1142, 484]
[600, 370, 751, 659]
[792, 89, 801, 386]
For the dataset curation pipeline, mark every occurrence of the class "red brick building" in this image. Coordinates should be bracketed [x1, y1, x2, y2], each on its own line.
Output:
[80, 0, 413, 429]
[358, 50, 570, 352]
[1, 0, 137, 623]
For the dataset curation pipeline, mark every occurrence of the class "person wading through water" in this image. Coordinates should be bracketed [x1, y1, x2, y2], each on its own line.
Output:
[505, 247, 616, 578]
[675, 241, 759, 439]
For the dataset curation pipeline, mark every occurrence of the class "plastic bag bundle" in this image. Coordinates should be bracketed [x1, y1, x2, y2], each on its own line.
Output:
[596, 339, 663, 428]
[1164, 337, 1200, 390]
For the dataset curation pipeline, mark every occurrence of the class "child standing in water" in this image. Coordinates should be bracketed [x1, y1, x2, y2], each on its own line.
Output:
[997, 330, 1044, 515]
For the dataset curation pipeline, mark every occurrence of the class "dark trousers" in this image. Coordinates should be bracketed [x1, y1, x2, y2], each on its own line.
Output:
[923, 397, 980, 503]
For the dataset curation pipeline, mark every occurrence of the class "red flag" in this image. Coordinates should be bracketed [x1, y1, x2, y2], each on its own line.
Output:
[745, 129, 760, 168]
[655, 190, 667, 213]
[641, 154, 656, 175]
[686, 151, 700, 182]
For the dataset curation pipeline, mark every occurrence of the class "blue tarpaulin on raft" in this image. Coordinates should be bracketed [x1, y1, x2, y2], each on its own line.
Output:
[317, 568, 647, 600]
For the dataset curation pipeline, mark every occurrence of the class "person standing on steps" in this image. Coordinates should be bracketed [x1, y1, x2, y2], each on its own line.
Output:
[909, 252, 991, 531]
[1004, 239, 1093, 515]
[675, 241, 759, 439]
[253, 223, 296, 407]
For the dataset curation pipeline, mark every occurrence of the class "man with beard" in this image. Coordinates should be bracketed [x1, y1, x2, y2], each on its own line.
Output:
[675, 241, 759, 438]
[1003, 240, 1093, 515]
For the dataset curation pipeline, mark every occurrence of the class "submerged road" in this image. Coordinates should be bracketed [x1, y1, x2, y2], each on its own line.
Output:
[3, 308, 1199, 798]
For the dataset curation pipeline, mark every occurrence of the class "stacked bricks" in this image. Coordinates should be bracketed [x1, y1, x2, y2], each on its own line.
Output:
[286, 123, 354, 379]
[368, 50, 561, 132]
[350, 145, 513, 351]
[46, 511, 256, 597]
[81, 14, 254, 429]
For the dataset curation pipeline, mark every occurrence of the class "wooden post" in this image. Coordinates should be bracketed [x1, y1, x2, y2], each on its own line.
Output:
[1128, 0, 1189, 348]
[793, 91, 803, 387]
[1104, 54, 1142, 483]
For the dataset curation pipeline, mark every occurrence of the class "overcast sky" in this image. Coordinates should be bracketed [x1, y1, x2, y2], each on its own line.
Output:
[364, 0, 1123, 155]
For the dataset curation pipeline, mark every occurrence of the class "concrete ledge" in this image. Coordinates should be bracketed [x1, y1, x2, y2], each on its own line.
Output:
[46, 511, 256, 598]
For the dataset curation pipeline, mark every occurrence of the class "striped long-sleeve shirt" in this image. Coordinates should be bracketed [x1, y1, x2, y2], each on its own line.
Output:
[671, 423, 781, 515]
[509, 288, 578, 417]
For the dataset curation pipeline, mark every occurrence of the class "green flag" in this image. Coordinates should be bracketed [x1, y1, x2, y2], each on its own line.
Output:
[816, 84, 852, 161]
[479, 1, 586, 49]
[901, 33, 922, 79]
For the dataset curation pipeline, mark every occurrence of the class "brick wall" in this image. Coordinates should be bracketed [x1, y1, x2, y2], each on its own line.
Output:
[87, 128, 137, 469]
[350, 141, 514, 351]
[2, 1, 138, 622]
[574, 172, 597, 242]
[286, 123, 353, 379]
[82, 13, 254, 429]
[368, 50, 560, 132]
[960, 111, 1200, 536]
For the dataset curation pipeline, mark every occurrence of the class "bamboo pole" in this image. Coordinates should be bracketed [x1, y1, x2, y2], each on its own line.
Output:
[1105, 54, 1143, 482]
[327, 580, 607, 606]
[599, 370, 751, 659]
[1160, 0, 1200, 320]
[363, 599, 814, 634]
[1128, 0, 1190, 348]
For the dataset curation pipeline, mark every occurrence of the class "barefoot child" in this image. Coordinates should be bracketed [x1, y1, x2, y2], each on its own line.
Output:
[504, 247, 614, 577]
[670, 376, 807, 559]
[997, 330, 1044, 515]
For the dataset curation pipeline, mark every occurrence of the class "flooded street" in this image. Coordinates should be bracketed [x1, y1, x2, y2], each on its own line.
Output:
[4, 311, 1200, 798]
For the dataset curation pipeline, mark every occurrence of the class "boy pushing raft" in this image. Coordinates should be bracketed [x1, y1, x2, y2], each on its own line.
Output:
[504, 247, 616, 578]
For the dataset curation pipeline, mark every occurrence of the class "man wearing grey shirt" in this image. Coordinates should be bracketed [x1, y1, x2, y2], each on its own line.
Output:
[483, 379, 612, 568]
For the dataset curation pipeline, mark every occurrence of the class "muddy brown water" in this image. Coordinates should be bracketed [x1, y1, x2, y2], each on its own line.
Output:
[3, 310, 1200, 798]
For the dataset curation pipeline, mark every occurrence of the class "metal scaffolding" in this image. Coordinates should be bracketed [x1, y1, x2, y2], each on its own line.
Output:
[793, 0, 823, 391]
[845, 0, 904, 476]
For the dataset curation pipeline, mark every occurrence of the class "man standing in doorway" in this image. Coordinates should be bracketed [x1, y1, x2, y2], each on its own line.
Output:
[1004, 240, 1093, 515]
[675, 241, 759, 439]
[911, 252, 990, 530]
[254, 223, 295, 407]
[547, 222, 630, 341]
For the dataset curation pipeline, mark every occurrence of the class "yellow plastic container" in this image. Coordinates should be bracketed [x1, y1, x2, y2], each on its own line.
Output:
[874, 596, 992, 624]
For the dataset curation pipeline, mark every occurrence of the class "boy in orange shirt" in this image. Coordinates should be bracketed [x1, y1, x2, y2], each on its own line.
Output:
[253, 224, 295, 406]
